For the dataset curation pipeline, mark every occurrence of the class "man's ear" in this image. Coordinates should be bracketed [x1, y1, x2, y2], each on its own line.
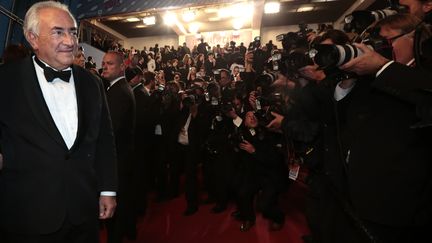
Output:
[26, 32, 39, 51]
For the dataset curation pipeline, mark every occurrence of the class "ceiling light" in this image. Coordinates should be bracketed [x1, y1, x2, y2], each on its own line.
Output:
[264, 2, 280, 14]
[182, 11, 195, 22]
[143, 16, 156, 25]
[297, 6, 314, 12]
[232, 19, 244, 30]
[218, 7, 232, 18]
[163, 12, 177, 26]
[126, 17, 140, 22]
[189, 22, 200, 33]
[135, 25, 147, 28]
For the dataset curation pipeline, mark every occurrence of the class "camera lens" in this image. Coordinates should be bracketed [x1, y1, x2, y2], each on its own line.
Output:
[313, 44, 371, 69]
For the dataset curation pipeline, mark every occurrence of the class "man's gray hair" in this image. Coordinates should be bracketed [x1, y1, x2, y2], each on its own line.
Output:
[23, 1, 76, 36]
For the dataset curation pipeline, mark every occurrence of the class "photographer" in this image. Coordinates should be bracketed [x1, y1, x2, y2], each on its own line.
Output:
[316, 12, 432, 243]
[233, 111, 286, 232]
[341, 0, 432, 89]
[267, 29, 367, 243]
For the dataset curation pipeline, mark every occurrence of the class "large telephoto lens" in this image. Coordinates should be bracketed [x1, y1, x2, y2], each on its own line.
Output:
[313, 44, 372, 69]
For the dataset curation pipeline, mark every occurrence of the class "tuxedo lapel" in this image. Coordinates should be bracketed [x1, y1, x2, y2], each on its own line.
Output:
[21, 57, 68, 149]
[70, 65, 84, 151]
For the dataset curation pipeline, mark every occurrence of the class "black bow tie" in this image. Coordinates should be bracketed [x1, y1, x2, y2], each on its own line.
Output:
[34, 56, 71, 82]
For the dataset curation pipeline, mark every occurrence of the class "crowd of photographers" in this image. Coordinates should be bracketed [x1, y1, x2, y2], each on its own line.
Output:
[77, 0, 431, 241]
[3, 0, 430, 242]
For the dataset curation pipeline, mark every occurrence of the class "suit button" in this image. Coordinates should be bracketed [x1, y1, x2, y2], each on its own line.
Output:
[65, 154, 70, 160]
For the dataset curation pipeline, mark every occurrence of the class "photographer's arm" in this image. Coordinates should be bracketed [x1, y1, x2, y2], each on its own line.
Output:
[340, 43, 390, 76]
[341, 43, 432, 91]
[374, 62, 432, 90]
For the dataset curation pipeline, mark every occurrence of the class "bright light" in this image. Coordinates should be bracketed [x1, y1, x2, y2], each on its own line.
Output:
[264, 2, 280, 14]
[135, 25, 147, 28]
[218, 7, 232, 18]
[208, 17, 221, 22]
[232, 19, 244, 30]
[297, 6, 314, 12]
[182, 11, 195, 22]
[126, 17, 140, 22]
[195, 33, 202, 39]
[204, 8, 218, 13]
[143, 16, 156, 25]
[232, 30, 240, 36]
[189, 22, 200, 33]
[220, 31, 226, 37]
[163, 12, 177, 26]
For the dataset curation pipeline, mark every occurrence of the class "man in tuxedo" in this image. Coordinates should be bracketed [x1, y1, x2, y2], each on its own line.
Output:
[0, 2, 117, 243]
[101, 51, 136, 243]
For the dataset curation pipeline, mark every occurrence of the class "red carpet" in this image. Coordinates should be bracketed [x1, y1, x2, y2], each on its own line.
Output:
[100, 180, 310, 243]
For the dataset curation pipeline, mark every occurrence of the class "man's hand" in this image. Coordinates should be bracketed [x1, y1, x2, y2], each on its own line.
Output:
[340, 43, 390, 75]
[225, 108, 238, 119]
[239, 140, 256, 154]
[266, 111, 284, 130]
[99, 196, 116, 219]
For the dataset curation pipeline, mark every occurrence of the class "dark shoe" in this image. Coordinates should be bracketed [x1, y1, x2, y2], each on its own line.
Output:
[269, 221, 283, 231]
[183, 206, 198, 216]
[230, 210, 241, 221]
[240, 220, 255, 232]
[211, 204, 227, 214]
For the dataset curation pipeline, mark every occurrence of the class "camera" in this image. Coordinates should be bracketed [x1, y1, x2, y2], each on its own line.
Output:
[277, 24, 314, 53]
[344, 9, 398, 34]
[248, 36, 261, 51]
[255, 92, 284, 126]
[311, 34, 392, 70]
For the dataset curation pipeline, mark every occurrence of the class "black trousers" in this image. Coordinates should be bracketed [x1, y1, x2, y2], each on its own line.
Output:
[0, 216, 98, 243]
[171, 143, 198, 208]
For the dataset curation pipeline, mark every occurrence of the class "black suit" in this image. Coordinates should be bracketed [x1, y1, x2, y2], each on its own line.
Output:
[105, 77, 136, 243]
[0, 57, 117, 235]
[337, 75, 432, 242]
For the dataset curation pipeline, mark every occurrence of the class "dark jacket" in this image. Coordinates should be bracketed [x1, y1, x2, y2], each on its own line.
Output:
[0, 57, 117, 234]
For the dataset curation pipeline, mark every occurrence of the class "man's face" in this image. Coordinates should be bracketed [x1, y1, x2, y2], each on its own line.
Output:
[380, 26, 414, 65]
[73, 51, 85, 67]
[219, 71, 231, 87]
[245, 111, 258, 128]
[101, 53, 125, 81]
[399, 0, 432, 19]
[27, 8, 77, 70]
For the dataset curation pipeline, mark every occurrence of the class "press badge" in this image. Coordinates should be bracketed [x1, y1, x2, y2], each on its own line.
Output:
[289, 163, 300, 181]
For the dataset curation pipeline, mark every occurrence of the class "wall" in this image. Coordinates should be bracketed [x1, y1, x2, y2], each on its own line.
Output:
[80, 42, 106, 69]
[124, 35, 179, 51]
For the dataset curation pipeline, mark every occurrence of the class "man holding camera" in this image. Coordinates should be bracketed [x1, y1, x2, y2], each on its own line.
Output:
[330, 3, 432, 242]
[341, 0, 432, 89]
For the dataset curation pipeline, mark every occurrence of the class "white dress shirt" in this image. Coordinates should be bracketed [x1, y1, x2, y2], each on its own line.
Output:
[33, 56, 116, 196]
[33, 56, 77, 149]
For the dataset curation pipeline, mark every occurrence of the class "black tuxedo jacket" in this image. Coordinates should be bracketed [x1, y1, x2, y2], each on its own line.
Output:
[340, 76, 432, 227]
[106, 77, 135, 178]
[0, 57, 118, 234]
